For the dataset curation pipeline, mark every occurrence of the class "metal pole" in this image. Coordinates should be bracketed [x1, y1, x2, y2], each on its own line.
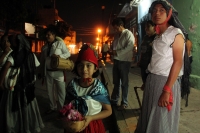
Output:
[98, 32, 99, 57]
[134, 87, 142, 110]
[101, 6, 105, 51]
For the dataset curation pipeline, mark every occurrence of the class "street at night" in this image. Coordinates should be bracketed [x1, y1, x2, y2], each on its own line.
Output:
[0, 0, 200, 133]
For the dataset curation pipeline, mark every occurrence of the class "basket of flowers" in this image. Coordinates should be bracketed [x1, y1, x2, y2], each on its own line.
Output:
[59, 102, 85, 133]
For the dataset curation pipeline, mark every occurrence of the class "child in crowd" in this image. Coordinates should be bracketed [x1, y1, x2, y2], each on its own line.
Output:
[0, 34, 13, 77]
[64, 44, 112, 133]
[137, 20, 156, 89]
[0, 34, 13, 97]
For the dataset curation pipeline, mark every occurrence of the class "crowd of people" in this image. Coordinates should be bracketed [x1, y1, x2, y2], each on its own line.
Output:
[0, 0, 192, 133]
[0, 23, 112, 133]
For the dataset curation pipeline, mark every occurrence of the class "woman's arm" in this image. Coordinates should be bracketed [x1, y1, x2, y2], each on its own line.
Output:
[0, 61, 12, 90]
[158, 34, 184, 107]
[0, 47, 11, 65]
[186, 39, 192, 56]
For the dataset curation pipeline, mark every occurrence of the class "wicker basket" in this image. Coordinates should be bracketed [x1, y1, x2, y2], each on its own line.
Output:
[62, 120, 85, 133]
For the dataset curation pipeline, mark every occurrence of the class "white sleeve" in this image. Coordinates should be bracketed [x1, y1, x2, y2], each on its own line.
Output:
[33, 53, 40, 67]
[7, 55, 14, 66]
[60, 41, 71, 59]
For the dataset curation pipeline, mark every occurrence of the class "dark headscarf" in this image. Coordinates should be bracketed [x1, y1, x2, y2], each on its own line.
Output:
[149, 0, 188, 38]
[149, 0, 191, 106]
[9, 34, 36, 111]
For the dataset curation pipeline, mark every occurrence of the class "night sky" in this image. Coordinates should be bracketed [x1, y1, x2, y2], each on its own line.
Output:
[38, 0, 127, 44]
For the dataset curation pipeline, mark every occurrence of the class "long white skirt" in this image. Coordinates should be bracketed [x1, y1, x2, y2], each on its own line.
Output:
[0, 90, 44, 133]
[135, 73, 181, 133]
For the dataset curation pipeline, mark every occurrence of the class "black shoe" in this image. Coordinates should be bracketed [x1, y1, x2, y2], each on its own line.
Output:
[45, 109, 56, 114]
[117, 104, 128, 111]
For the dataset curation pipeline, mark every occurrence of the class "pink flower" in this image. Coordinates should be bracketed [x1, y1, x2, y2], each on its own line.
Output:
[59, 102, 73, 116]
[59, 102, 84, 121]
[67, 109, 84, 121]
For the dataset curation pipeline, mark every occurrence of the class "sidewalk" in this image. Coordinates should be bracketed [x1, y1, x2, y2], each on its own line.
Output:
[101, 59, 200, 133]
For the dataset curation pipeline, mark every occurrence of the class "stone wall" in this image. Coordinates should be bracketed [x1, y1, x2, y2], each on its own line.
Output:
[173, 0, 200, 90]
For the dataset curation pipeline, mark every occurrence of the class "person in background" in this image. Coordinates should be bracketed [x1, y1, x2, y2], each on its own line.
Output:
[0, 34, 12, 67]
[102, 41, 109, 61]
[110, 18, 135, 110]
[137, 20, 156, 90]
[186, 35, 193, 64]
[64, 44, 112, 133]
[108, 42, 113, 61]
[0, 34, 13, 98]
[0, 34, 44, 133]
[38, 25, 71, 114]
[135, 0, 191, 132]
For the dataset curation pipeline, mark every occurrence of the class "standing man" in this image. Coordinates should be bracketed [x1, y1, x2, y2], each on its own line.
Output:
[102, 41, 109, 61]
[111, 18, 135, 110]
[38, 25, 71, 114]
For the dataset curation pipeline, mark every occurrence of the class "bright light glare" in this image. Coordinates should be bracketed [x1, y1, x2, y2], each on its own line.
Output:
[138, 0, 152, 22]
[69, 44, 76, 48]
[98, 29, 101, 33]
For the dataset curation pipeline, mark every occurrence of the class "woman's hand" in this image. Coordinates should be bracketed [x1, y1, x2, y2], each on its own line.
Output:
[141, 83, 145, 91]
[3, 47, 11, 54]
[78, 115, 93, 132]
[158, 91, 170, 107]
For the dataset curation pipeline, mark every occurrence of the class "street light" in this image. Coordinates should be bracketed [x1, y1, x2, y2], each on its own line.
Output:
[97, 29, 101, 57]
[101, 6, 105, 59]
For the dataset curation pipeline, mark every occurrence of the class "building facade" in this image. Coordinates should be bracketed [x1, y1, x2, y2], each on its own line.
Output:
[108, 0, 199, 89]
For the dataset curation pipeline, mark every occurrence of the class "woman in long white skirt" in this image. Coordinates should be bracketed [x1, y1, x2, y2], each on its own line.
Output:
[135, 0, 190, 133]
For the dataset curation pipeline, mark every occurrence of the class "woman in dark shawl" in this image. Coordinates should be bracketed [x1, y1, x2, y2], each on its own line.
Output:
[0, 34, 44, 133]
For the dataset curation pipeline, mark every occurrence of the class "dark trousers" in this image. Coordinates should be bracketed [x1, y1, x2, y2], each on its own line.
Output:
[102, 52, 108, 61]
[111, 59, 131, 106]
